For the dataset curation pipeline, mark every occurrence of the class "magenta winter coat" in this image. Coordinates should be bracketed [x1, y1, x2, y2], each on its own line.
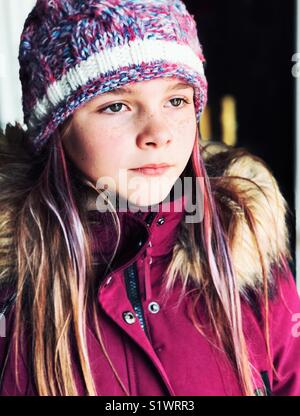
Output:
[1, 147, 300, 396]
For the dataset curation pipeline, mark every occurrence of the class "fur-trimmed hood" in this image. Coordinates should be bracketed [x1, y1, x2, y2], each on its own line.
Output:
[201, 141, 291, 293]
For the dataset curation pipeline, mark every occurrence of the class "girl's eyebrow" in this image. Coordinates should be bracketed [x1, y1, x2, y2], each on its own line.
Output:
[106, 86, 133, 95]
[167, 82, 193, 91]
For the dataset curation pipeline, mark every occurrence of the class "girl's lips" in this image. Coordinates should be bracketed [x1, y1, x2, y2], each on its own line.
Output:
[130, 166, 172, 176]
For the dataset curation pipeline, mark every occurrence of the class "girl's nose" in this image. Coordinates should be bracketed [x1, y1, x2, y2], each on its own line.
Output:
[136, 113, 173, 149]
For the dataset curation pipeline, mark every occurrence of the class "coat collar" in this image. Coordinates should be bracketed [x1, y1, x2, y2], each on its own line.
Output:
[87, 192, 187, 279]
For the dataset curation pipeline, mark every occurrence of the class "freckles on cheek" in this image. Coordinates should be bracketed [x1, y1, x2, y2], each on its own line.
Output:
[176, 118, 196, 141]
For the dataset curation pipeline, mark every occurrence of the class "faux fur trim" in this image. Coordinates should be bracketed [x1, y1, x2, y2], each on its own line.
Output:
[202, 141, 291, 293]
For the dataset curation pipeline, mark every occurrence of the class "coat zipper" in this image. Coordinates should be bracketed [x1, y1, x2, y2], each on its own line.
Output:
[124, 211, 157, 339]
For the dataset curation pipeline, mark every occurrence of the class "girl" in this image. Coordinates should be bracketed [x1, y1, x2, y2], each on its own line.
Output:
[0, 0, 300, 396]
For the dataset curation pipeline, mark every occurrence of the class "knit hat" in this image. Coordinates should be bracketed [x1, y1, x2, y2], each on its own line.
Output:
[19, 0, 208, 154]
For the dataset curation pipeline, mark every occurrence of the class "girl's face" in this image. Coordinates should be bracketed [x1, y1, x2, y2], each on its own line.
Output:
[62, 77, 197, 208]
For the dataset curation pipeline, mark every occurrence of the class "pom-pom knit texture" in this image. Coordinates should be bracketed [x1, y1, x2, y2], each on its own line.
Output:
[18, 0, 208, 154]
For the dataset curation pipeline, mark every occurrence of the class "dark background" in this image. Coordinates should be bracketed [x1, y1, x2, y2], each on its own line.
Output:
[185, 0, 296, 275]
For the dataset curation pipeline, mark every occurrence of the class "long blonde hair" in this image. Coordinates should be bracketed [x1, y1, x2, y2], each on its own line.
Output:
[0, 121, 291, 395]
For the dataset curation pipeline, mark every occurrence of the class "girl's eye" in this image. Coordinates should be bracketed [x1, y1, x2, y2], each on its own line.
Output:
[99, 97, 190, 114]
[169, 97, 189, 108]
[101, 103, 126, 113]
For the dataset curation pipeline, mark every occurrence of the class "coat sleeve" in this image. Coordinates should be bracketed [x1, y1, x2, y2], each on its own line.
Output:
[270, 266, 300, 396]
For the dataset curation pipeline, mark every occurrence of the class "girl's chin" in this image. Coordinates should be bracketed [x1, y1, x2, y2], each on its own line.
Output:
[122, 189, 172, 210]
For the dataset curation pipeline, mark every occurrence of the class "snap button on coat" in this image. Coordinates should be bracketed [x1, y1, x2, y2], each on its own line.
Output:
[122, 311, 136, 324]
[157, 217, 165, 226]
[148, 301, 160, 314]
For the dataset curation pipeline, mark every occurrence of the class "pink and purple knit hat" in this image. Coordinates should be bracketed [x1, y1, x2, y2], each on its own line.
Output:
[19, 0, 208, 154]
